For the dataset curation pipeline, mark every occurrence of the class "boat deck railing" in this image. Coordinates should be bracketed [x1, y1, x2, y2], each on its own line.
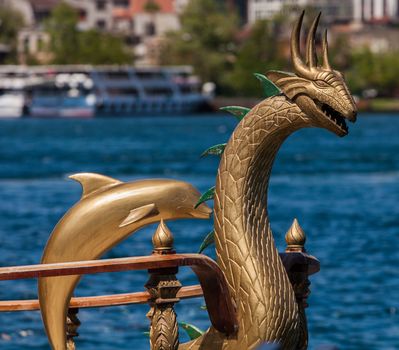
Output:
[0, 221, 319, 349]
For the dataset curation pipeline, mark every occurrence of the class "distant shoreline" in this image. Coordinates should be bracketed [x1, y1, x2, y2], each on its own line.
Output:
[211, 97, 399, 114]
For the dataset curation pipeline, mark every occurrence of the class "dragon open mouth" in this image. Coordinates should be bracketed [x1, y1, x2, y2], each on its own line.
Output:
[315, 101, 348, 134]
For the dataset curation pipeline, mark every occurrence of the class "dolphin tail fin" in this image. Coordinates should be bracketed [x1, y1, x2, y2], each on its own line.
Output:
[69, 173, 123, 199]
[38, 275, 79, 350]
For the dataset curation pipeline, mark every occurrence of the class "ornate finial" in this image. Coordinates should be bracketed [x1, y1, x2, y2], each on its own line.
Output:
[152, 219, 174, 254]
[285, 218, 306, 252]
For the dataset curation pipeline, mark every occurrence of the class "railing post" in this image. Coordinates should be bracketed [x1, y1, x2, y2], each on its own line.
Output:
[66, 308, 81, 350]
[283, 219, 320, 350]
[145, 220, 182, 350]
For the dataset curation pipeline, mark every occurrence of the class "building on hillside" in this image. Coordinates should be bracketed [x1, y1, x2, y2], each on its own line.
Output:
[17, 29, 51, 64]
[332, 23, 399, 53]
[313, 0, 354, 24]
[247, 0, 353, 24]
[248, 0, 307, 23]
[11, 0, 130, 63]
[111, 0, 133, 33]
[125, 0, 189, 65]
[247, 0, 399, 25]
[0, 0, 35, 25]
[67, 0, 114, 31]
[7, 0, 191, 65]
[224, 0, 248, 24]
[353, 0, 399, 24]
[8, 0, 120, 32]
[129, 0, 182, 38]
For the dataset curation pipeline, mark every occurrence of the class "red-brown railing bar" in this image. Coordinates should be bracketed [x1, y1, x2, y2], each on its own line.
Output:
[0, 285, 203, 312]
[0, 254, 215, 280]
[0, 253, 237, 335]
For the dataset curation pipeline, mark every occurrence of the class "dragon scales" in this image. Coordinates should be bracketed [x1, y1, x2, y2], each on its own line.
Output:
[181, 12, 357, 350]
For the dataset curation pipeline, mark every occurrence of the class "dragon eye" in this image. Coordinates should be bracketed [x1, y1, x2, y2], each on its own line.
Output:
[314, 80, 330, 88]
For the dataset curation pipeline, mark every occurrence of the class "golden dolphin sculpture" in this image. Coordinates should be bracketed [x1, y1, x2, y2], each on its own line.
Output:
[38, 173, 212, 350]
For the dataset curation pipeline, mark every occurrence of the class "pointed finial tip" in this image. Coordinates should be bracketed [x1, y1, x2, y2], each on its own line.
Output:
[285, 218, 306, 250]
[152, 219, 174, 252]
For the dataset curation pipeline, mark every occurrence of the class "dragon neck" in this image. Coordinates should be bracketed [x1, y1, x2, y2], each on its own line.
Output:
[214, 95, 310, 347]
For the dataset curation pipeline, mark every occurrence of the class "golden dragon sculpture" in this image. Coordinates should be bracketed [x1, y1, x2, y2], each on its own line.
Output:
[38, 12, 357, 350]
[180, 11, 357, 350]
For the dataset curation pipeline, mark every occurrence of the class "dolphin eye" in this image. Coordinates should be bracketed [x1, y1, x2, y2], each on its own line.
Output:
[314, 80, 330, 88]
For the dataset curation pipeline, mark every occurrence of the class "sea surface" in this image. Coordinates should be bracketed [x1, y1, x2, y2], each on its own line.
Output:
[0, 114, 398, 350]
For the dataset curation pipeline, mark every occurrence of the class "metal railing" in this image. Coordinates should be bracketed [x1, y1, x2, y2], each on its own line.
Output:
[0, 220, 319, 349]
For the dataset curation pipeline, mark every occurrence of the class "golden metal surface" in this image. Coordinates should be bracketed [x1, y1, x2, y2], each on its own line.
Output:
[38, 11, 357, 350]
[147, 221, 181, 350]
[284, 220, 309, 350]
[38, 173, 211, 350]
[66, 308, 80, 350]
[285, 218, 306, 252]
[152, 219, 175, 253]
[182, 12, 356, 350]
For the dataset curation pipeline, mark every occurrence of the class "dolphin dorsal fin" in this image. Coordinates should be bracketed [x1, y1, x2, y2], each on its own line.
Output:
[69, 173, 123, 199]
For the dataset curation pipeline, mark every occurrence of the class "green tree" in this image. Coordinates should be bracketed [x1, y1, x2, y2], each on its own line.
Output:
[0, 4, 25, 63]
[144, 0, 160, 13]
[225, 18, 287, 97]
[46, 2, 132, 64]
[346, 48, 399, 96]
[160, 0, 238, 93]
[78, 30, 132, 64]
[45, 2, 80, 63]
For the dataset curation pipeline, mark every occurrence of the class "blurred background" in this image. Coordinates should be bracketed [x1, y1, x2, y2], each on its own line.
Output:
[0, 0, 399, 113]
[0, 1, 398, 350]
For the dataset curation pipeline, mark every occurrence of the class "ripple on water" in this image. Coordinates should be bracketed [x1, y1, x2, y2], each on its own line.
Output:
[0, 115, 398, 349]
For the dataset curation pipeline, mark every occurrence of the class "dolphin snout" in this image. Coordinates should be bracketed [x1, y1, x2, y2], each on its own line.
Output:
[193, 202, 212, 219]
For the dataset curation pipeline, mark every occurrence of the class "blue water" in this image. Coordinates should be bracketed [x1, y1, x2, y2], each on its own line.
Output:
[0, 114, 398, 349]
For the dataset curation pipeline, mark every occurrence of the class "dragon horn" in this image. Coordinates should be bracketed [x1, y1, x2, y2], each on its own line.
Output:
[322, 29, 332, 70]
[291, 11, 315, 79]
[306, 12, 321, 68]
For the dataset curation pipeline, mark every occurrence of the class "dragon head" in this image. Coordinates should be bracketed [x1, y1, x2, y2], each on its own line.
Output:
[266, 12, 357, 136]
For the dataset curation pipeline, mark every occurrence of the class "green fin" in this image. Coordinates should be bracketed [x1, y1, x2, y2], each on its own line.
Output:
[119, 203, 158, 228]
[220, 106, 250, 121]
[198, 230, 215, 253]
[195, 187, 215, 208]
[201, 143, 226, 158]
[254, 73, 281, 97]
[179, 322, 204, 340]
[69, 173, 122, 199]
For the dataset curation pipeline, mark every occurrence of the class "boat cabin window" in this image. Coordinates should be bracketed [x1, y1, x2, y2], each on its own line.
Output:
[0, 89, 23, 95]
[144, 88, 173, 97]
[180, 85, 199, 94]
[103, 71, 130, 80]
[107, 88, 139, 97]
[135, 71, 164, 80]
[172, 72, 190, 79]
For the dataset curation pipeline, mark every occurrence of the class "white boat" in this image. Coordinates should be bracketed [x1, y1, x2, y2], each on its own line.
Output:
[0, 73, 32, 118]
[0, 65, 212, 118]
[0, 89, 26, 118]
[93, 66, 211, 115]
[29, 74, 96, 118]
